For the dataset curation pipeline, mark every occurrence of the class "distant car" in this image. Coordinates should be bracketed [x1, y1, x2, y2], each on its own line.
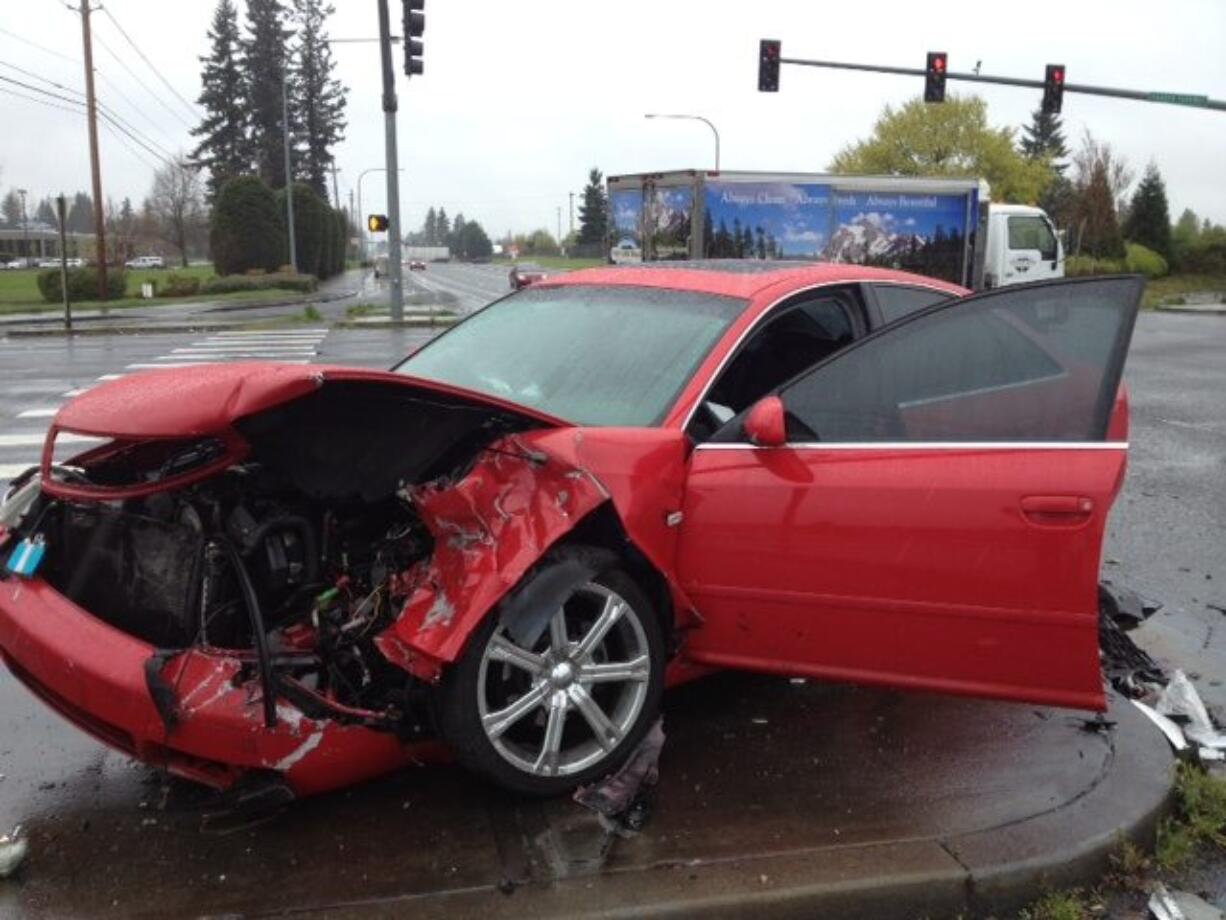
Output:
[66, 258, 84, 269]
[509, 262, 547, 290]
[408, 260, 426, 271]
[125, 255, 165, 270]
[5, 257, 38, 269]
[37, 259, 61, 269]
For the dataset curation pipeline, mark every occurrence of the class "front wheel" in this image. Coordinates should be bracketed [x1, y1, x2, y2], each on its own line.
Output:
[437, 551, 665, 796]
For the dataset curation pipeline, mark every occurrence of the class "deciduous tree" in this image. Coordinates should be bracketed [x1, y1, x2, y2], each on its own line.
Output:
[149, 159, 206, 267]
[830, 95, 1053, 204]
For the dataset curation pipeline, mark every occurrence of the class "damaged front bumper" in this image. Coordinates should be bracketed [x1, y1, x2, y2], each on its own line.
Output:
[0, 577, 436, 797]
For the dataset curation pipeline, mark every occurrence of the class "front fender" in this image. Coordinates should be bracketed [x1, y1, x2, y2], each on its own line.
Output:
[374, 428, 691, 680]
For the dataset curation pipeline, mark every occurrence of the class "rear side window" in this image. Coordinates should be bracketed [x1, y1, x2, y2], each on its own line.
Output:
[775, 278, 1142, 443]
[1007, 216, 1058, 260]
[873, 284, 952, 324]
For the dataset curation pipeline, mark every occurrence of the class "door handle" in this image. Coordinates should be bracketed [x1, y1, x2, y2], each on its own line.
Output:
[1020, 495, 1095, 526]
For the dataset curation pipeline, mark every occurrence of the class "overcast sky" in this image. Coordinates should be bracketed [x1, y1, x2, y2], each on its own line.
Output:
[2, 0, 1224, 236]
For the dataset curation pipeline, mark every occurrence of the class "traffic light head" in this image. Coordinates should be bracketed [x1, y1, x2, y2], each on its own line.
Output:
[925, 52, 947, 103]
[1043, 64, 1065, 114]
[403, 0, 424, 77]
[368, 214, 389, 233]
[758, 39, 780, 92]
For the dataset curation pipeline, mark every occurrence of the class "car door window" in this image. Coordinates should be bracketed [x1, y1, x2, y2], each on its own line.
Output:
[770, 277, 1142, 443]
[688, 289, 860, 440]
[873, 284, 953, 324]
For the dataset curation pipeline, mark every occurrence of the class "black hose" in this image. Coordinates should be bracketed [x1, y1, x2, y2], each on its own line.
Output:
[219, 538, 278, 728]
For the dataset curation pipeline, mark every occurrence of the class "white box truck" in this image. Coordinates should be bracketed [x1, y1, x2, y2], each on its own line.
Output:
[607, 170, 1062, 290]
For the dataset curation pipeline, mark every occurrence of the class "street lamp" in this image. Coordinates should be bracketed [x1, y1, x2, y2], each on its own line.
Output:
[644, 114, 721, 171]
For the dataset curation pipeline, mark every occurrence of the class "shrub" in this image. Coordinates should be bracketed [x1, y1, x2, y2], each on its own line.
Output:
[1177, 239, 1226, 275]
[1065, 255, 1126, 277]
[37, 267, 127, 303]
[1124, 243, 1168, 278]
[160, 272, 202, 297]
[201, 272, 318, 295]
[210, 175, 285, 276]
[277, 183, 328, 278]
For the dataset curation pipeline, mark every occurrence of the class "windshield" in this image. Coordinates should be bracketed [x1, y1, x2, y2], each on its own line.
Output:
[395, 284, 745, 426]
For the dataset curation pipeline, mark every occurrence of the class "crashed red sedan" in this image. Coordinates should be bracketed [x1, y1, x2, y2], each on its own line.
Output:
[0, 263, 1142, 800]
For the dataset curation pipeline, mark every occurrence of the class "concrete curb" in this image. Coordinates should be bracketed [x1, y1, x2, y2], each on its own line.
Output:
[290, 694, 1176, 919]
[1155, 304, 1226, 316]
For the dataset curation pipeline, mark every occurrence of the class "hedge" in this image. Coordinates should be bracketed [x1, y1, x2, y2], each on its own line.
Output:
[210, 176, 285, 276]
[37, 267, 127, 303]
[201, 272, 318, 295]
[1124, 243, 1169, 279]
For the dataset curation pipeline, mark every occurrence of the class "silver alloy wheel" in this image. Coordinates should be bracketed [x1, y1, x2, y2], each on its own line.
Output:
[476, 581, 651, 778]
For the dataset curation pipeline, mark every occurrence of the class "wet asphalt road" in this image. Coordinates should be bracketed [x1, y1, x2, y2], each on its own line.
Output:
[0, 309, 1221, 916]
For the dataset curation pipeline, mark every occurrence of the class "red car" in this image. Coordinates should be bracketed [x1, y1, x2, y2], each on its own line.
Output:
[0, 263, 1143, 800]
[509, 262, 548, 290]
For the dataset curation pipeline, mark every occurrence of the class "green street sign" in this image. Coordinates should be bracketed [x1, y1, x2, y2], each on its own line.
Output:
[1146, 92, 1210, 108]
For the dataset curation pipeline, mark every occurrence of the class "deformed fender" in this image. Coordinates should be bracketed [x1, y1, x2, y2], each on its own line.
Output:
[374, 427, 694, 680]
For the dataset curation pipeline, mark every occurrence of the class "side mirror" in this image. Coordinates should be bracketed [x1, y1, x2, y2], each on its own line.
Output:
[744, 396, 786, 447]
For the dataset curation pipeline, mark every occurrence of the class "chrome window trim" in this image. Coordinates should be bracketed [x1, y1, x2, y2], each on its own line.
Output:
[693, 441, 1129, 452]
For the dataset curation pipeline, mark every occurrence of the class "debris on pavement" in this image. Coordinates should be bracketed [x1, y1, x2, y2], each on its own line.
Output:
[0, 825, 28, 879]
[573, 718, 665, 837]
[1157, 670, 1226, 751]
[1148, 882, 1225, 920]
[1101, 579, 1163, 631]
[1101, 611, 1167, 697]
[1131, 700, 1190, 752]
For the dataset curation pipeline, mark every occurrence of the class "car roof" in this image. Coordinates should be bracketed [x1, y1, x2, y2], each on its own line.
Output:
[541, 259, 968, 299]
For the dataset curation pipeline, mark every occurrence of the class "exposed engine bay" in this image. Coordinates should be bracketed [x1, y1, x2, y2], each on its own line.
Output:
[28, 379, 544, 735]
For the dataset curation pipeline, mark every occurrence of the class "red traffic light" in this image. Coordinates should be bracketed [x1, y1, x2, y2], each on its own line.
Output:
[1043, 64, 1066, 114]
[758, 39, 781, 92]
[925, 52, 948, 103]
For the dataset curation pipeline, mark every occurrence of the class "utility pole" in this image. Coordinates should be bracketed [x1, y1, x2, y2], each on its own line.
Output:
[330, 164, 341, 209]
[78, 1, 108, 303]
[557, 206, 562, 249]
[377, 0, 403, 321]
[56, 195, 71, 331]
[568, 192, 575, 238]
[348, 188, 355, 262]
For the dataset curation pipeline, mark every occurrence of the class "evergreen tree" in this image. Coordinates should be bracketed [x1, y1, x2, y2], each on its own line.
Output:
[35, 198, 57, 225]
[193, 0, 251, 200]
[67, 193, 93, 234]
[450, 212, 466, 251]
[1019, 108, 1069, 172]
[1, 191, 21, 227]
[577, 168, 608, 245]
[424, 206, 437, 244]
[243, 0, 292, 188]
[436, 207, 449, 245]
[1123, 162, 1172, 260]
[289, 0, 347, 199]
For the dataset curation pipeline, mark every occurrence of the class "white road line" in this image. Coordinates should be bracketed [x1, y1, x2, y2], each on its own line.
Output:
[62, 388, 91, 397]
[169, 346, 318, 354]
[156, 354, 315, 360]
[17, 409, 58, 419]
[0, 433, 100, 448]
[125, 362, 212, 369]
[209, 329, 329, 337]
[97, 374, 123, 381]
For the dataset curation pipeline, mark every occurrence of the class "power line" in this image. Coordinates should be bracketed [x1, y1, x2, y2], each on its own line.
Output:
[0, 62, 178, 164]
[0, 83, 84, 117]
[94, 33, 195, 131]
[0, 73, 84, 108]
[95, 67, 184, 150]
[98, 7, 201, 122]
[100, 117, 159, 173]
[0, 25, 79, 63]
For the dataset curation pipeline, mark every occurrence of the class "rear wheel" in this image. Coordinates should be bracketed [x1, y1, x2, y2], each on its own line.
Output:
[438, 551, 665, 796]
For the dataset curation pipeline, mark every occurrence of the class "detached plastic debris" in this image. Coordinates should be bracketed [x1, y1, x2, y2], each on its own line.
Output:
[0, 825, 28, 879]
[1148, 882, 1224, 920]
[1100, 608, 1165, 698]
[1100, 579, 1163, 631]
[1157, 670, 1226, 751]
[1131, 700, 1190, 752]
[573, 718, 664, 837]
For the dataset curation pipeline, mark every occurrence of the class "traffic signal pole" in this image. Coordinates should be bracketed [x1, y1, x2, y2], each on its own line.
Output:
[774, 54, 1226, 112]
[377, 0, 404, 321]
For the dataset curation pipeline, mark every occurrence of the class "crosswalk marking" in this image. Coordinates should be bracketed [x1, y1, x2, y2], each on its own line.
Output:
[3, 327, 331, 486]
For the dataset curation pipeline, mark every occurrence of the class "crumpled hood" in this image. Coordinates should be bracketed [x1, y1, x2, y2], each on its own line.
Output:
[52, 362, 566, 439]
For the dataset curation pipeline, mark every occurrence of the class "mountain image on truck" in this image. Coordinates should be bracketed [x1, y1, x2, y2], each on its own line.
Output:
[607, 170, 1062, 290]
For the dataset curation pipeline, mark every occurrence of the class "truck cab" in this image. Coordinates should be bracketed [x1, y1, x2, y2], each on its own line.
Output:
[984, 204, 1063, 288]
